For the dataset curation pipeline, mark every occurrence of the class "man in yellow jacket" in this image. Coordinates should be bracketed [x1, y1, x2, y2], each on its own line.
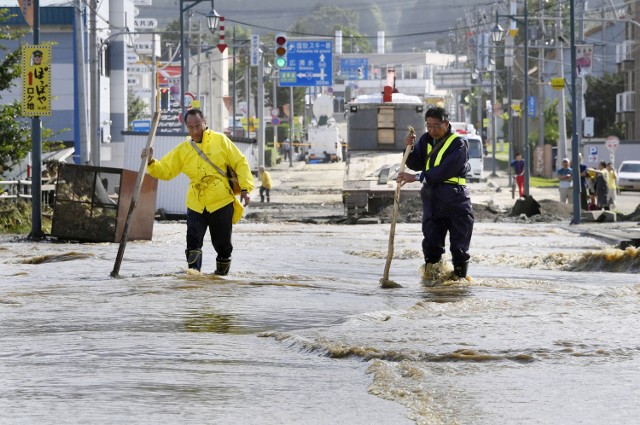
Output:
[141, 109, 254, 275]
[258, 166, 272, 202]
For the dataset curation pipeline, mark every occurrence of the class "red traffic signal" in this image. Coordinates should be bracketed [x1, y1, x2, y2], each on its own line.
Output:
[160, 88, 170, 111]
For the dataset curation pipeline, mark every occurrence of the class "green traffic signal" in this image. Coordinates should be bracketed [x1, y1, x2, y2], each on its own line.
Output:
[275, 56, 287, 68]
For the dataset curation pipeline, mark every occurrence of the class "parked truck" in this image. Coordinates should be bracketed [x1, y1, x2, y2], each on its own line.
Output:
[304, 95, 343, 163]
[343, 90, 425, 216]
[305, 124, 343, 163]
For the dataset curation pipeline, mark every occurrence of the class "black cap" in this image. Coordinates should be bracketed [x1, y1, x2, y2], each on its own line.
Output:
[33, 50, 43, 57]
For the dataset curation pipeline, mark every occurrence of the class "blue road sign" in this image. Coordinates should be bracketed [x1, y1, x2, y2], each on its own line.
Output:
[278, 39, 333, 87]
[528, 96, 536, 117]
[340, 58, 368, 80]
[131, 119, 151, 133]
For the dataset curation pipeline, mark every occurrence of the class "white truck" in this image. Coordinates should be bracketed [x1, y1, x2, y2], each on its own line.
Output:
[305, 96, 343, 163]
[306, 124, 343, 163]
[450, 122, 485, 182]
[343, 92, 425, 216]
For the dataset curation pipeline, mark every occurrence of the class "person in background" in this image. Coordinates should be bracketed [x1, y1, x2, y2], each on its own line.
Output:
[557, 158, 572, 204]
[141, 108, 253, 275]
[578, 153, 589, 210]
[510, 152, 525, 199]
[606, 162, 617, 209]
[258, 166, 272, 203]
[282, 139, 292, 162]
[396, 106, 473, 280]
[593, 160, 609, 210]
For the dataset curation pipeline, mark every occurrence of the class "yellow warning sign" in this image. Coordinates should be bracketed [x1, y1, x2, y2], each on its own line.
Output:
[21, 45, 52, 116]
[511, 101, 522, 117]
[551, 77, 565, 90]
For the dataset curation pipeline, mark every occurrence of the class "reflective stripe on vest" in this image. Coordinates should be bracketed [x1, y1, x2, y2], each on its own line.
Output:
[425, 133, 467, 185]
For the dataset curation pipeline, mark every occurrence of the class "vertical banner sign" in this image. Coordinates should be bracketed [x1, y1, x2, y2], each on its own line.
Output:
[576, 44, 593, 76]
[22, 45, 52, 116]
[17, 0, 34, 28]
[250, 34, 260, 67]
[527, 95, 536, 118]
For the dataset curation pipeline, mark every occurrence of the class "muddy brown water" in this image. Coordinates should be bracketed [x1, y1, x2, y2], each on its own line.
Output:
[1, 221, 639, 424]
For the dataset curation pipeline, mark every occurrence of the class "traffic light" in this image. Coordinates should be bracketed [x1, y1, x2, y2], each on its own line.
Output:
[160, 88, 170, 111]
[274, 32, 287, 69]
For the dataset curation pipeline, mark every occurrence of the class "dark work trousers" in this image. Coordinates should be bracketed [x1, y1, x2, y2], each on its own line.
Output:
[420, 183, 474, 265]
[186, 202, 234, 269]
[259, 186, 270, 202]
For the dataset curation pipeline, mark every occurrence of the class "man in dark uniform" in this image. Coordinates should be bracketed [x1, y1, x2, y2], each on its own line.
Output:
[396, 106, 474, 279]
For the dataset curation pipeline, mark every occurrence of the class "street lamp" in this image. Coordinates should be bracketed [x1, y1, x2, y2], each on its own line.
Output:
[180, 0, 220, 130]
[205, 9, 221, 31]
[493, 1, 530, 198]
[490, 24, 505, 180]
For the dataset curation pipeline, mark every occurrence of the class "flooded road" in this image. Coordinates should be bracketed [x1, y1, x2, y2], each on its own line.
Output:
[1, 221, 639, 424]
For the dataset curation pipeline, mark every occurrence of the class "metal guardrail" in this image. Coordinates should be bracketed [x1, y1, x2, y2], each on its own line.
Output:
[0, 179, 56, 205]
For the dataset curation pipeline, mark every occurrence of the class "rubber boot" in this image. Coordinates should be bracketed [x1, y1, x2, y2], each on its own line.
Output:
[453, 261, 469, 279]
[215, 258, 231, 276]
[422, 257, 444, 284]
[186, 249, 202, 271]
[424, 257, 442, 272]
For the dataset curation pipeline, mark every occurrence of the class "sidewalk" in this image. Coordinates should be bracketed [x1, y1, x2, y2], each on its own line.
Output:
[255, 159, 640, 216]
[249, 159, 640, 247]
[472, 169, 639, 216]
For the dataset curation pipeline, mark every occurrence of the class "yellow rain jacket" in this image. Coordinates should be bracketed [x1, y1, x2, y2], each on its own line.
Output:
[260, 170, 272, 189]
[147, 129, 254, 223]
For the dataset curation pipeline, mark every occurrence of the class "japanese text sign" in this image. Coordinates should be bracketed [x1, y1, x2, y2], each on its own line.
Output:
[22, 45, 52, 116]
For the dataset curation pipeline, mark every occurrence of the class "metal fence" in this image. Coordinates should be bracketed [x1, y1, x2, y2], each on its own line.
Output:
[0, 179, 57, 207]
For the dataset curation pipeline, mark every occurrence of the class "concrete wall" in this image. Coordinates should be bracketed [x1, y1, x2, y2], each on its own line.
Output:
[580, 140, 640, 169]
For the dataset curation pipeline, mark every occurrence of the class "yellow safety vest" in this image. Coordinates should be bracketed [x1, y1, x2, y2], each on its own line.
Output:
[425, 133, 467, 185]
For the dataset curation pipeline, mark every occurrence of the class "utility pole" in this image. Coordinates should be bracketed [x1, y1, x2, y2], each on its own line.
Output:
[257, 53, 265, 168]
[570, 0, 582, 223]
[576, 0, 586, 148]
[89, 0, 99, 166]
[232, 27, 236, 131]
[28, 0, 43, 240]
[186, 11, 193, 96]
[272, 72, 278, 146]
[74, 0, 90, 165]
[490, 58, 498, 176]
[537, 33, 545, 149]
[196, 20, 202, 100]
[289, 87, 294, 167]
[536, 0, 546, 152]
[556, 2, 568, 170]
[151, 34, 157, 116]
[505, 15, 514, 188]
[246, 55, 251, 138]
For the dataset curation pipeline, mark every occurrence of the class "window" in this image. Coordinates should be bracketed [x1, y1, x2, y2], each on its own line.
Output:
[377, 106, 395, 145]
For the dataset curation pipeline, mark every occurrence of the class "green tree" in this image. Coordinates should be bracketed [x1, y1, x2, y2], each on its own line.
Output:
[163, 19, 216, 62]
[584, 73, 624, 138]
[0, 9, 32, 174]
[289, 5, 374, 53]
[127, 89, 147, 127]
[529, 98, 560, 146]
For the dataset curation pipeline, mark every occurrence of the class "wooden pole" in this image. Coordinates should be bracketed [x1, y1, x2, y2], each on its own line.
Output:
[110, 111, 161, 277]
[381, 144, 413, 283]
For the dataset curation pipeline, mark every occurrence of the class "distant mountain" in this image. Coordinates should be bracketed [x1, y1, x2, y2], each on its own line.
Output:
[135, 0, 476, 53]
